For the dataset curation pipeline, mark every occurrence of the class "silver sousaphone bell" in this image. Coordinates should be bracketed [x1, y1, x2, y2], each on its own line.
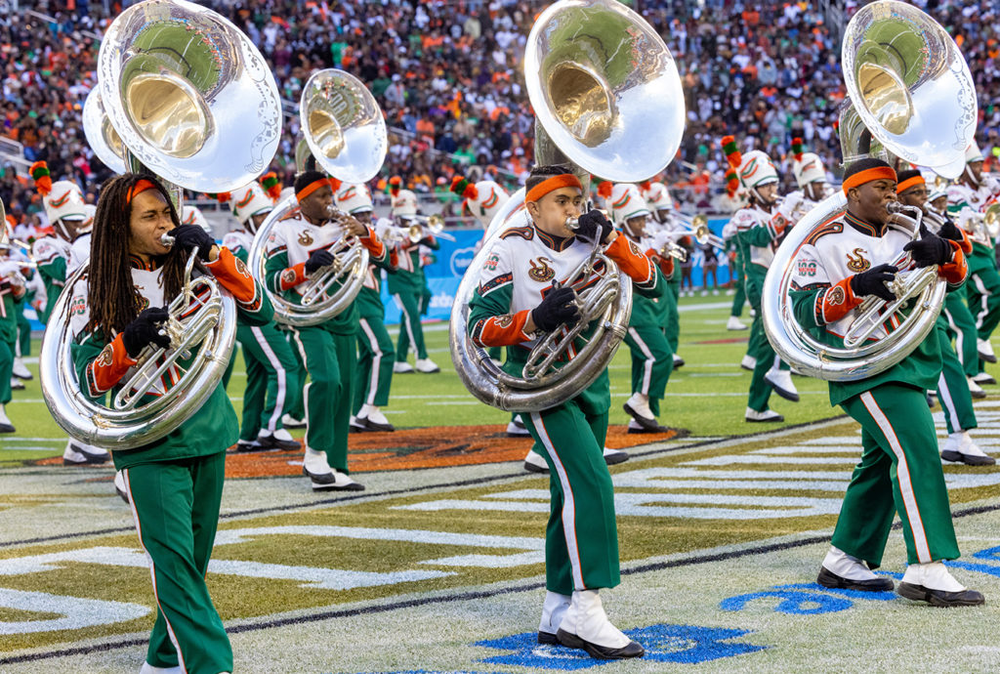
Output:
[40, 0, 282, 449]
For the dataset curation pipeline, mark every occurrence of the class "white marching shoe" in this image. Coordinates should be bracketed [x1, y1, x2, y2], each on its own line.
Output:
[726, 315, 748, 331]
[538, 591, 571, 644]
[357, 404, 394, 432]
[972, 371, 997, 386]
[602, 446, 629, 466]
[393, 360, 415, 374]
[966, 377, 987, 399]
[507, 414, 531, 437]
[63, 440, 109, 465]
[0, 404, 13, 433]
[817, 546, 893, 591]
[303, 447, 365, 492]
[523, 448, 549, 474]
[414, 357, 441, 373]
[114, 471, 129, 504]
[622, 392, 657, 431]
[898, 561, 985, 607]
[12, 357, 32, 380]
[745, 407, 783, 423]
[977, 338, 997, 363]
[556, 590, 644, 659]
[281, 413, 306, 429]
[764, 367, 799, 402]
[941, 431, 996, 466]
[139, 663, 183, 673]
[740, 354, 756, 371]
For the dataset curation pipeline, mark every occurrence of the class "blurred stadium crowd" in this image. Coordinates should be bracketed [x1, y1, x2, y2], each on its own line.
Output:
[1, 0, 999, 230]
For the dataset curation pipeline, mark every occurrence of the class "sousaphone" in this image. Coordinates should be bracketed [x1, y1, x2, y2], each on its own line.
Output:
[762, 0, 976, 381]
[450, 0, 685, 412]
[40, 0, 282, 449]
[247, 68, 387, 327]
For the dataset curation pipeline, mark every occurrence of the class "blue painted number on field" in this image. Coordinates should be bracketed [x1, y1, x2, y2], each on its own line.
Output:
[475, 624, 764, 669]
[721, 581, 896, 615]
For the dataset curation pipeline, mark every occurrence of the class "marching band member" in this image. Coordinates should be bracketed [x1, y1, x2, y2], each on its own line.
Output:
[723, 136, 804, 421]
[469, 164, 664, 659]
[28, 162, 110, 464]
[387, 182, 441, 374]
[790, 158, 983, 607]
[220, 182, 302, 452]
[720, 168, 751, 334]
[71, 173, 273, 673]
[789, 138, 832, 206]
[896, 169, 993, 465]
[930, 176, 983, 390]
[0, 235, 26, 433]
[947, 142, 1000, 378]
[263, 170, 389, 491]
[640, 181, 685, 368]
[610, 183, 677, 433]
[336, 182, 398, 433]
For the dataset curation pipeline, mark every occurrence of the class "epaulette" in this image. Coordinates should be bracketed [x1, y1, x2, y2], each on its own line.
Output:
[500, 225, 534, 241]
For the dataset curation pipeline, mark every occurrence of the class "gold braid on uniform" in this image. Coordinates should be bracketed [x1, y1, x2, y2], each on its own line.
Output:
[85, 173, 187, 342]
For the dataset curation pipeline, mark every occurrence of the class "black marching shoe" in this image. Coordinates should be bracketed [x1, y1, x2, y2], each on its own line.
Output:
[896, 583, 985, 607]
[817, 566, 894, 592]
[556, 630, 645, 660]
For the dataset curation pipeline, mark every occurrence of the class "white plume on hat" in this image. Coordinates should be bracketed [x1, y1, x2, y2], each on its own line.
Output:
[391, 189, 419, 218]
[231, 182, 274, 225]
[334, 183, 375, 214]
[609, 184, 651, 225]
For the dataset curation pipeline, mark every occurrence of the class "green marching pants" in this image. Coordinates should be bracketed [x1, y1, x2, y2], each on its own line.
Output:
[966, 249, 1000, 345]
[942, 287, 980, 379]
[663, 276, 680, 354]
[292, 326, 355, 473]
[15, 305, 29, 358]
[746, 309, 778, 413]
[237, 323, 301, 441]
[835, 383, 961, 567]
[355, 316, 395, 411]
[0, 315, 15, 405]
[624, 325, 673, 403]
[524, 403, 619, 594]
[731, 265, 746, 318]
[394, 289, 429, 361]
[122, 453, 232, 674]
[284, 328, 306, 420]
[935, 320, 977, 435]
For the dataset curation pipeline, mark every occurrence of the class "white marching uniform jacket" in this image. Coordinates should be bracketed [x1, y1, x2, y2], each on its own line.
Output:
[731, 204, 787, 269]
[947, 177, 1000, 248]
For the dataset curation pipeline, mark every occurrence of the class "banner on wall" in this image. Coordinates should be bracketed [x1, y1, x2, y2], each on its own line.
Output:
[378, 217, 736, 325]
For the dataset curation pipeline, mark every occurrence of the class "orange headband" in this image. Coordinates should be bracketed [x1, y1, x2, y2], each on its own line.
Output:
[126, 179, 157, 204]
[296, 177, 333, 202]
[842, 167, 897, 194]
[896, 175, 925, 194]
[525, 174, 583, 204]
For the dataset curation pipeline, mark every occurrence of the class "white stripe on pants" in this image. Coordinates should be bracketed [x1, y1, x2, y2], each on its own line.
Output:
[250, 326, 286, 434]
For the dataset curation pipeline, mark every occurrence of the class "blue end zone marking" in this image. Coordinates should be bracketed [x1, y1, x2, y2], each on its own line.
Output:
[475, 624, 764, 669]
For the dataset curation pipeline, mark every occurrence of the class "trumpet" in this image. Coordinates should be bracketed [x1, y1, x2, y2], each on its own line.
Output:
[964, 203, 1000, 240]
[398, 214, 451, 243]
[670, 213, 725, 248]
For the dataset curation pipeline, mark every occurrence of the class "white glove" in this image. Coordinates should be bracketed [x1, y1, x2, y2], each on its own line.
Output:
[776, 192, 805, 222]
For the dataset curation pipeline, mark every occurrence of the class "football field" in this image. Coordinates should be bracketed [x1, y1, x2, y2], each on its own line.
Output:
[1, 297, 999, 673]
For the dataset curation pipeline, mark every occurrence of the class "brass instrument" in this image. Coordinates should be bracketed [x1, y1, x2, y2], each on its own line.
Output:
[82, 89, 127, 174]
[247, 69, 385, 327]
[450, 0, 684, 412]
[762, 0, 973, 381]
[40, 0, 281, 449]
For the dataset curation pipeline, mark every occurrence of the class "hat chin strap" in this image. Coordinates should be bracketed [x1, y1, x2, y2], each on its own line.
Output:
[749, 185, 774, 210]
[964, 164, 981, 189]
[54, 219, 74, 243]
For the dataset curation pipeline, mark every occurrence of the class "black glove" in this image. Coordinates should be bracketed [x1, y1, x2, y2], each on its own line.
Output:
[305, 249, 335, 274]
[169, 224, 216, 260]
[122, 307, 171, 358]
[850, 263, 898, 302]
[937, 217, 963, 243]
[904, 235, 953, 268]
[531, 286, 580, 332]
[574, 209, 613, 245]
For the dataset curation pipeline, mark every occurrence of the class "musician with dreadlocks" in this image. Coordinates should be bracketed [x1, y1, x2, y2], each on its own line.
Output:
[69, 173, 272, 674]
